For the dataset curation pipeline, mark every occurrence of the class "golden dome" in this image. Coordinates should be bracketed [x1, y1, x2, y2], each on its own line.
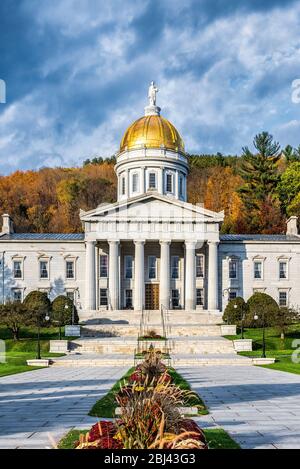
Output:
[119, 114, 185, 154]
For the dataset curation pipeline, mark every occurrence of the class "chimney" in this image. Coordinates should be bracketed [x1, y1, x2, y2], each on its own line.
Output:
[1, 214, 14, 234]
[286, 216, 298, 236]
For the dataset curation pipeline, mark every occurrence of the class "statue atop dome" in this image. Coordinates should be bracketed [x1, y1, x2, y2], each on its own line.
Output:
[148, 81, 158, 106]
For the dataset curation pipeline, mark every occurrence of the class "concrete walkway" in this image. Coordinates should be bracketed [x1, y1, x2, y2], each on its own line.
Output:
[0, 366, 127, 449]
[178, 365, 300, 449]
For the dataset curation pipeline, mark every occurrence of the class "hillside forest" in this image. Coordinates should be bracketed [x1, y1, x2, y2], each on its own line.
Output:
[1, 132, 300, 234]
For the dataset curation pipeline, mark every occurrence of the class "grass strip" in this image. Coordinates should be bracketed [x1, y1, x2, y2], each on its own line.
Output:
[58, 428, 240, 450]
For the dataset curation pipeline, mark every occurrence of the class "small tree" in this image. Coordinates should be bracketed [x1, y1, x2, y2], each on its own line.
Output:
[51, 295, 79, 339]
[23, 291, 51, 316]
[273, 307, 299, 340]
[246, 292, 279, 327]
[0, 301, 30, 340]
[223, 297, 247, 325]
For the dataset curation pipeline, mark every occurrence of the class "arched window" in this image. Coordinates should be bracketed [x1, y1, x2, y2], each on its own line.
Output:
[132, 173, 139, 193]
[121, 176, 126, 195]
[179, 176, 183, 197]
[149, 172, 156, 189]
[166, 173, 173, 193]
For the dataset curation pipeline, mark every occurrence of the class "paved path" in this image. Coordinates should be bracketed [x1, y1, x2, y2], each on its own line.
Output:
[0, 366, 127, 449]
[178, 365, 300, 449]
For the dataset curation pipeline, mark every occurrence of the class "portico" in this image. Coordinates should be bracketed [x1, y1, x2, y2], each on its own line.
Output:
[83, 235, 221, 312]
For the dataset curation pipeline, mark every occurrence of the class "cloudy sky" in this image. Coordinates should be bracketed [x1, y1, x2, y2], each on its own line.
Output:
[0, 0, 300, 174]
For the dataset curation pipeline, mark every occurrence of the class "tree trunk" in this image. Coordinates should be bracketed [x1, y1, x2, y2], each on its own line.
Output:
[11, 328, 19, 341]
[281, 332, 285, 340]
[59, 326, 62, 340]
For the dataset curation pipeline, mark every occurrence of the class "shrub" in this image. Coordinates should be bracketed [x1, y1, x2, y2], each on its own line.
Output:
[246, 292, 279, 327]
[222, 297, 247, 325]
[23, 291, 51, 327]
[51, 295, 79, 339]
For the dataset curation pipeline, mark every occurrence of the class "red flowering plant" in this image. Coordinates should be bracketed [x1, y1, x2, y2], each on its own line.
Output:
[75, 421, 124, 450]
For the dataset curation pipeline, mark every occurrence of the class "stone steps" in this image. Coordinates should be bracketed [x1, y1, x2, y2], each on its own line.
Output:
[50, 353, 252, 368]
[69, 336, 235, 355]
[81, 324, 223, 338]
[79, 310, 223, 325]
[173, 354, 253, 366]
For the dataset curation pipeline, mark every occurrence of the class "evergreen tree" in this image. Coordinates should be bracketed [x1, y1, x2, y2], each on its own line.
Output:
[238, 132, 281, 232]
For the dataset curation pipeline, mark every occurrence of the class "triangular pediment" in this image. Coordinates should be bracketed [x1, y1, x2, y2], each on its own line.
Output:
[80, 193, 224, 223]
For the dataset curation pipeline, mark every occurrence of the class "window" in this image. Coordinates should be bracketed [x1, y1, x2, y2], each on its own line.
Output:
[229, 259, 237, 279]
[66, 261, 75, 279]
[100, 289, 108, 306]
[148, 256, 157, 279]
[132, 173, 139, 193]
[172, 289, 180, 308]
[279, 291, 288, 307]
[171, 256, 179, 279]
[39, 260, 49, 279]
[12, 289, 22, 302]
[149, 172, 156, 189]
[99, 255, 108, 278]
[121, 176, 126, 195]
[124, 256, 133, 279]
[125, 289, 133, 309]
[196, 288, 204, 306]
[179, 176, 183, 197]
[229, 291, 237, 300]
[166, 173, 173, 193]
[254, 261, 262, 279]
[279, 261, 287, 279]
[196, 255, 204, 278]
[13, 261, 22, 279]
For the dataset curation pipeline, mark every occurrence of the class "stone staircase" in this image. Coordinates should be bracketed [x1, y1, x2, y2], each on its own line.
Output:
[48, 309, 254, 368]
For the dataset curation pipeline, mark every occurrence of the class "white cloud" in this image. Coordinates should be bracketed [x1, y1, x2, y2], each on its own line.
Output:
[1, 0, 300, 173]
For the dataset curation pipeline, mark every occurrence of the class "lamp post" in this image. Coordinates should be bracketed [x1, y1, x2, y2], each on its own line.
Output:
[36, 313, 50, 360]
[65, 301, 74, 325]
[254, 312, 266, 358]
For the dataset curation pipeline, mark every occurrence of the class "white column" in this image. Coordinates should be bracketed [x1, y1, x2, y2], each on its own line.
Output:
[160, 241, 170, 309]
[175, 171, 179, 199]
[85, 241, 96, 310]
[208, 241, 219, 310]
[158, 169, 164, 195]
[185, 241, 196, 310]
[125, 169, 129, 199]
[134, 240, 145, 311]
[108, 241, 119, 310]
[140, 167, 145, 195]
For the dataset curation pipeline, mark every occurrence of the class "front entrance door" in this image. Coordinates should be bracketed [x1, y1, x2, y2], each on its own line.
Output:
[145, 284, 159, 310]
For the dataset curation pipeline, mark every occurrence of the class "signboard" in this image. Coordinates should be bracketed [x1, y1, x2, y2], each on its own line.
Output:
[65, 325, 81, 337]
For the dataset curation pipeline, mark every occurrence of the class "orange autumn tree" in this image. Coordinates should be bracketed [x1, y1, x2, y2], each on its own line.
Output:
[204, 167, 244, 233]
[0, 162, 117, 233]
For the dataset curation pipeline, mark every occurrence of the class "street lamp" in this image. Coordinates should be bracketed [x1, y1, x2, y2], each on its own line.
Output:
[254, 312, 266, 358]
[36, 313, 50, 360]
[65, 302, 74, 325]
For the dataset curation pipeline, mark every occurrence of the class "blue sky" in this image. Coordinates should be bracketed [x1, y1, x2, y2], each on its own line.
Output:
[0, 0, 300, 174]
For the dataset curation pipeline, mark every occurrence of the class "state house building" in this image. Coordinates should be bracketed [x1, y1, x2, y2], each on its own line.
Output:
[1, 86, 299, 320]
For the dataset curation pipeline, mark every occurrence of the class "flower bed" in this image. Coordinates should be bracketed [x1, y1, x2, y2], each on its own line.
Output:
[76, 349, 208, 450]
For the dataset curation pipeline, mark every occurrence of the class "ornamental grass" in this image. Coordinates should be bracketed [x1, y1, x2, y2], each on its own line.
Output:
[75, 348, 208, 450]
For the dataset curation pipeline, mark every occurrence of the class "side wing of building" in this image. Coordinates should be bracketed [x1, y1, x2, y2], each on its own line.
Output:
[219, 234, 300, 311]
[0, 233, 86, 309]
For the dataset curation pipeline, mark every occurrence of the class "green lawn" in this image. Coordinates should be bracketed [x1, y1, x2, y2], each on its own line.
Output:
[58, 428, 240, 450]
[226, 324, 300, 375]
[89, 367, 208, 418]
[0, 326, 66, 377]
